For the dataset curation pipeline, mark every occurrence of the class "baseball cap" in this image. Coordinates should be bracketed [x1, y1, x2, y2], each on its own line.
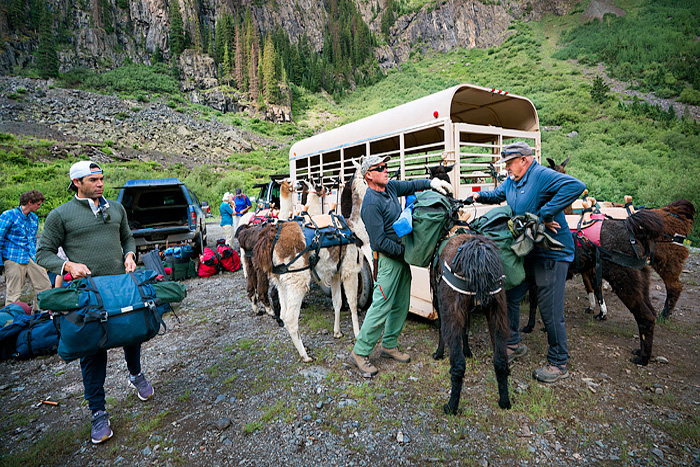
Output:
[360, 155, 391, 177]
[235, 188, 242, 195]
[499, 142, 533, 163]
[68, 161, 102, 190]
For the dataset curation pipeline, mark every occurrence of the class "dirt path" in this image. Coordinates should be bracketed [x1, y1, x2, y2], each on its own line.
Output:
[1, 222, 699, 466]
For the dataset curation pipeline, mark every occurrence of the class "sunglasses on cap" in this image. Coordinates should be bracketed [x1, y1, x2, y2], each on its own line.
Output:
[368, 164, 388, 173]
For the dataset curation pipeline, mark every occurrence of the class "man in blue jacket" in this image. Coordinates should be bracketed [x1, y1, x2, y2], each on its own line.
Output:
[473, 142, 585, 383]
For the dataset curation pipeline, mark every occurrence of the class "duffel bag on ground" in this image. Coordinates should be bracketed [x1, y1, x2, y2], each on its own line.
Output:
[164, 257, 198, 280]
[38, 270, 186, 362]
[216, 244, 241, 272]
[15, 312, 59, 359]
[198, 247, 220, 277]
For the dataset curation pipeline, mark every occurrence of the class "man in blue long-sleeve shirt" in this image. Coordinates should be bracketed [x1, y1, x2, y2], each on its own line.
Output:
[474, 142, 585, 383]
[0, 190, 51, 309]
[349, 156, 453, 377]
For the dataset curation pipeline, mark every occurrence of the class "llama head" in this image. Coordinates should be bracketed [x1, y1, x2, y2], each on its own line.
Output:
[427, 163, 454, 183]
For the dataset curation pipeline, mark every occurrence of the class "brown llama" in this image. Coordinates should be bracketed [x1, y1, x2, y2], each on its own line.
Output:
[254, 169, 364, 362]
[235, 223, 282, 327]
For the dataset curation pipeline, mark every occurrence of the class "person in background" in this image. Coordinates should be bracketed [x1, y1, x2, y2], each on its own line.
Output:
[220, 192, 235, 248]
[232, 188, 251, 247]
[37, 161, 154, 444]
[0, 190, 52, 310]
[471, 142, 585, 384]
[349, 156, 453, 378]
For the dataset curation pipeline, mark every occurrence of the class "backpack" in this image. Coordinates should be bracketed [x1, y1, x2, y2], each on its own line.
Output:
[216, 243, 241, 272]
[402, 191, 454, 267]
[469, 205, 525, 290]
[198, 247, 220, 277]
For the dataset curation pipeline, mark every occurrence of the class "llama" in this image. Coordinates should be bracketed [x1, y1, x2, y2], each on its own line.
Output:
[431, 234, 511, 414]
[278, 178, 295, 220]
[295, 178, 326, 216]
[570, 209, 664, 364]
[255, 171, 364, 362]
[235, 223, 282, 326]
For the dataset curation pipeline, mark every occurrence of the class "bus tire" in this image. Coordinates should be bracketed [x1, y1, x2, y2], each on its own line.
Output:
[357, 258, 373, 311]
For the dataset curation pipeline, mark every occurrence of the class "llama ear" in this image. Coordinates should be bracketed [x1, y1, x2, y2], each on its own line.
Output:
[352, 157, 363, 170]
[546, 157, 556, 169]
[562, 155, 570, 168]
[443, 164, 455, 172]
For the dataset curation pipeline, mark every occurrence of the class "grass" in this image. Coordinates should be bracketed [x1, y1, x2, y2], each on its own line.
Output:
[0, 426, 90, 467]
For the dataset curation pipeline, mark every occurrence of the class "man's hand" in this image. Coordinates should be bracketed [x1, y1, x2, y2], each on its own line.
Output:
[544, 220, 561, 233]
[430, 178, 453, 196]
[65, 261, 91, 279]
[124, 253, 137, 273]
[464, 196, 475, 205]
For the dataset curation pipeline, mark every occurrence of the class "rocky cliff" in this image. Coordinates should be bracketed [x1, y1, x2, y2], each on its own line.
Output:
[0, 0, 577, 115]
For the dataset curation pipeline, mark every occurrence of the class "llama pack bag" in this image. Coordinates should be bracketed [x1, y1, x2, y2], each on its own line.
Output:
[402, 191, 453, 267]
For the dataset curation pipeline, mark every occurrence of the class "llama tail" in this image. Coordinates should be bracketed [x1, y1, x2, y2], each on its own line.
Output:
[254, 224, 276, 274]
[625, 209, 664, 243]
[452, 235, 505, 308]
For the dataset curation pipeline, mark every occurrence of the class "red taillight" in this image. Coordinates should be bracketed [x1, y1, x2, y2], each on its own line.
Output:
[191, 211, 196, 221]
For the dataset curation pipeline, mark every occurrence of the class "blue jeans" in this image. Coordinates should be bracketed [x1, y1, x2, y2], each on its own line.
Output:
[506, 260, 570, 367]
[81, 345, 142, 413]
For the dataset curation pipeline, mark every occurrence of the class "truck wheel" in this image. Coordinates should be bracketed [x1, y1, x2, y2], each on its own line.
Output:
[357, 258, 374, 310]
[194, 235, 205, 256]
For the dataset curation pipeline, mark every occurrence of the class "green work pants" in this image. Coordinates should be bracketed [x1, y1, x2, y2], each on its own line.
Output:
[353, 254, 412, 356]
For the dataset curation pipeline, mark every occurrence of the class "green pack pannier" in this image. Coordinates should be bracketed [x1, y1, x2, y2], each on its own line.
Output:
[469, 205, 525, 290]
[402, 191, 453, 267]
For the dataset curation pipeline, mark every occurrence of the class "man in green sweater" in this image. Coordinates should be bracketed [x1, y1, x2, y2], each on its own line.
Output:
[37, 161, 154, 445]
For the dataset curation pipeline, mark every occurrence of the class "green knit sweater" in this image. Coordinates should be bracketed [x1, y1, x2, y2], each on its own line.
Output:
[37, 197, 136, 277]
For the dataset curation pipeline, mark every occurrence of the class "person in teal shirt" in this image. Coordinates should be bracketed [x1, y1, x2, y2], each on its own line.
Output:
[220, 192, 234, 247]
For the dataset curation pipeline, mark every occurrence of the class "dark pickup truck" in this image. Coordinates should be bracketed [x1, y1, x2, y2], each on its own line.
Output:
[117, 178, 208, 257]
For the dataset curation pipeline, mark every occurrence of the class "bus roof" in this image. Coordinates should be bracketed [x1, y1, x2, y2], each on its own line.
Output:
[290, 83, 539, 160]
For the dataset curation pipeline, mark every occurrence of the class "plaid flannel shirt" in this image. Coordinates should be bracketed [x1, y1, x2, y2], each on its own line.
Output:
[0, 207, 39, 266]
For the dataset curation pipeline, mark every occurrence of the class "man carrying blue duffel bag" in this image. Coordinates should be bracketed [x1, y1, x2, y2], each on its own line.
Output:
[37, 161, 157, 445]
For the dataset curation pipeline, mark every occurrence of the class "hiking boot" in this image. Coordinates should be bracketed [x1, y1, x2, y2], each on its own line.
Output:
[91, 410, 113, 444]
[380, 346, 411, 363]
[129, 373, 154, 401]
[507, 343, 529, 365]
[349, 350, 378, 378]
[533, 364, 570, 383]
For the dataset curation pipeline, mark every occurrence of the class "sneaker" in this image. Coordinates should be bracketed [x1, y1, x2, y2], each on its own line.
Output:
[349, 350, 378, 378]
[129, 373, 154, 401]
[380, 346, 411, 363]
[533, 364, 570, 383]
[507, 343, 529, 365]
[91, 410, 113, 444]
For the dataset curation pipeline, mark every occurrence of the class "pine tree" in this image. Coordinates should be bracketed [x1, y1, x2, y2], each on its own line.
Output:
[257, 47, 264, 103]
[36, 7, 59, 78]
[8, 0, 26, 31]
[222, 43, 232, 85]
[262, 35, 277, 102]
[169, 0, 186, 57]
[214, 16, 225, 63]
[234, 25, 245, 90]
[248, 43, 259, 103]
[591, 75, 610, 104]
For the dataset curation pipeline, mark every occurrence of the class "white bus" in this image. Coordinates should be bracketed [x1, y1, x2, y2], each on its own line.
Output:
[289, 83, 541, 319]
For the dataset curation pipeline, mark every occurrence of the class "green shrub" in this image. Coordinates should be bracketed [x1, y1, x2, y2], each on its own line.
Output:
[7, 92, 21, 100]
[678, 88, 700, 105]
[0, 133, 15, 142]
[167, 101, 177, 109]
[115, 112, 129, 120]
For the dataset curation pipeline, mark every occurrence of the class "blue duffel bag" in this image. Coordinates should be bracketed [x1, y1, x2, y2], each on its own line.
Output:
[39, 270, 184, 362]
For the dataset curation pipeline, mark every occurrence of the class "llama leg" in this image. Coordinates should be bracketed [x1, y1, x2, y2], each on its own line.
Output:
[462, 314, 472, 358]
[582, 271, 596, 314]
[606, 268, 655, 365]
[331, 275, 344, 338]
[486, 299, 511, 410]
[269, 285, 283, 327]
[521, 284, 537, 333]
[659, 274, 683, 321]
[443, 321, 466, 415]
[343, 270, 360, 338]
[432, 311, 446, 360]
[240, 251, 248, 278]
[280, 273, 312, 362]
